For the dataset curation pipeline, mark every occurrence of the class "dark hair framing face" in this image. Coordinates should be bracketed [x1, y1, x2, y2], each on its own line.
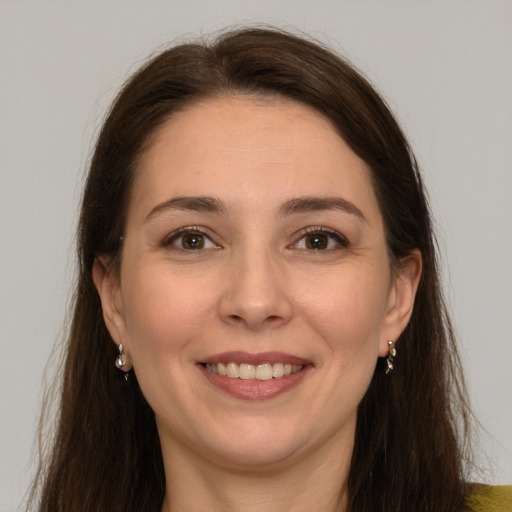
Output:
[33, 27, 473, 512]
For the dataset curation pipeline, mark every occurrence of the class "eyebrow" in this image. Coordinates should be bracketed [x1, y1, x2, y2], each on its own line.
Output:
[279, 196, 367, 223]
[145, 196, 227, 221]
[145, 195, 367, 223]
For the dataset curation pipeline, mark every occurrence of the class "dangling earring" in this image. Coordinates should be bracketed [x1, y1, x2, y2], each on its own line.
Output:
[385, 340, 396, 375]
[115, 343, 130, 380]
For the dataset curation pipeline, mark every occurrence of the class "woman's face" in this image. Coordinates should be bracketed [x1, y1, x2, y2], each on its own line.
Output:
[96, 95, 419, 471]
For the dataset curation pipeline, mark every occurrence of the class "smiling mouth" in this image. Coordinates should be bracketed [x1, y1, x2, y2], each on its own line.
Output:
[204, 362, 304, 381]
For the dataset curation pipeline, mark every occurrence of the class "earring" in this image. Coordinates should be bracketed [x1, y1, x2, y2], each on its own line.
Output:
[115, 343, 130, 380]
[385, 340, 396, 375]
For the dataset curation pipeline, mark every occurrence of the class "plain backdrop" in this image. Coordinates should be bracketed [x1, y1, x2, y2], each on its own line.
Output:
[1, 1, 511, 510]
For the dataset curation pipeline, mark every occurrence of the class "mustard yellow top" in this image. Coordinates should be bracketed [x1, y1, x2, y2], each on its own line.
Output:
[466, 485, 512, 511]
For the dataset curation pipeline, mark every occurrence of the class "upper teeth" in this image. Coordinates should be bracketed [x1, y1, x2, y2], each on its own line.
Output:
[205, 362, 303, 380]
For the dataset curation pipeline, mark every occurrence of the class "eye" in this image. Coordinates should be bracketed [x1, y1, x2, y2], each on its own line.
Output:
[163, 228, 219, 251]
[293, 227, 348, 251]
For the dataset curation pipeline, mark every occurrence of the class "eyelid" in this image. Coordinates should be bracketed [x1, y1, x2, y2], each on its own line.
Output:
[162, 226, 220, 249]
[290, 226, 349, 250]
[161, 225, 348, 251]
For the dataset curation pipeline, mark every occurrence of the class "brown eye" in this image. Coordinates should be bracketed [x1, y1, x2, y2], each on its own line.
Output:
[304, 233, 329, 250]
[181, 233, 205, 249]
[164, 228, 218, 251]
[293, 228, 348, 252]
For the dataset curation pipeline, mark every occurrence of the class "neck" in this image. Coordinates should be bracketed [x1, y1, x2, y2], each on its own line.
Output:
[159, 432, 352, 512]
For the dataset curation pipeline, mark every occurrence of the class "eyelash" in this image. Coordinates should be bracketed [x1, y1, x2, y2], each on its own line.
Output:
[162, 226, 218, 251]
[292, 226, 349, 252]
[161, 226, 349, 252]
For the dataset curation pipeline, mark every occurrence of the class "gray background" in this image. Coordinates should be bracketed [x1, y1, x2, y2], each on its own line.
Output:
[1, 1, 511, 510]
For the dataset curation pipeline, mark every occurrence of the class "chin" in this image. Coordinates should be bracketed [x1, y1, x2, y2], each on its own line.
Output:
[195, 417, 317, 471]
[211, 441, 303, 471]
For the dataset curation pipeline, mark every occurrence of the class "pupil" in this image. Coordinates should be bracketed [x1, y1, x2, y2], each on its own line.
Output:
[307, 234, 327, 250]
[183, 234, 204, 249]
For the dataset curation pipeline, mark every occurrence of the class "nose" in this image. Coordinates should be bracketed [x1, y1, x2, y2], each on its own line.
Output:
[218, 247, 292, 331]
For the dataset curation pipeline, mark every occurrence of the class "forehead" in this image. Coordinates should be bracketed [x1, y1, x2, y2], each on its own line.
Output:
[130, 95, 380, 221]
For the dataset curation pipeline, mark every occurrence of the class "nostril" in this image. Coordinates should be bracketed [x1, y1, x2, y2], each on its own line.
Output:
[227, 313, 281, 326]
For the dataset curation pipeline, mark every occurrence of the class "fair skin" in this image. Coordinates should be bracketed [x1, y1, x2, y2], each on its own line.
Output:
[94, 95, 421, 512]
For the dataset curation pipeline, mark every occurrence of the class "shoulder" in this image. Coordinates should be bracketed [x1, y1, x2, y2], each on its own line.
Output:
[465, 484, 512, 512]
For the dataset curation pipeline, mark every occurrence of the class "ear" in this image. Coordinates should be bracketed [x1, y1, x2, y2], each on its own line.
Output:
[378, 250, 422, 357]
[92, 257, 130, 358]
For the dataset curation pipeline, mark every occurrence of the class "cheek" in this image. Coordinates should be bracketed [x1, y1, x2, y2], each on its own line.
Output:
[121, 266, 216, 359]
[297, 265, 390, 360]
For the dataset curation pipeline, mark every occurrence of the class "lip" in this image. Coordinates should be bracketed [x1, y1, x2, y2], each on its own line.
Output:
[201, 351, 310, 366]
[197, 352, 314, 401]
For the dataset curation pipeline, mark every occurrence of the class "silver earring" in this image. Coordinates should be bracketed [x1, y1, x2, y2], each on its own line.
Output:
[115, 343, 126, 369]
[385, 340, 396, 375]
[115, 344, 129, 380]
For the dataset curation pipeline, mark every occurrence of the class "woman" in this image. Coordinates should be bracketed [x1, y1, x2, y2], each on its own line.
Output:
[29, 27, 511, 511]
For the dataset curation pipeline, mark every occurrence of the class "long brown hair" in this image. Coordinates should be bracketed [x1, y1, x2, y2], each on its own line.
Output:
[30, 27, 474, 511]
